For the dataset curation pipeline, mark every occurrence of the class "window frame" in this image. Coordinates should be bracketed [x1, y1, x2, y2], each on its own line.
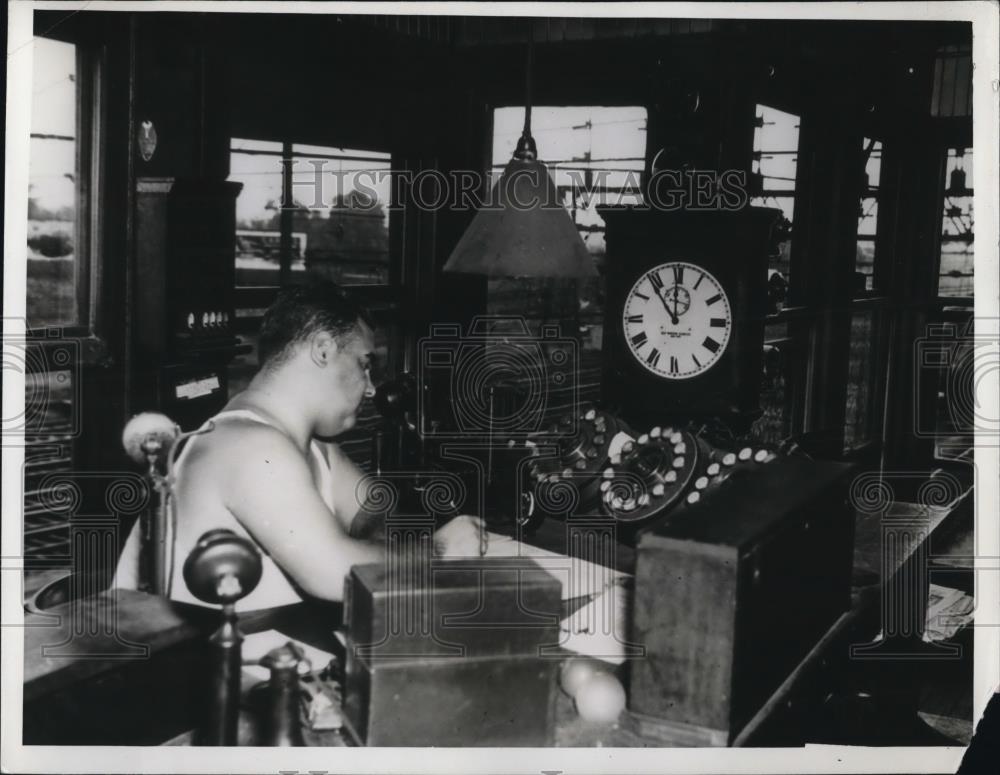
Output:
[935, 145, 974, 305]
[854, 136, 886, 297]
[751, 102, 810, 444]
[229, 138, 398, 296]
[840, 133, 893, 457]
[26, 40, 106, 347]
[22, 33, 111, 569]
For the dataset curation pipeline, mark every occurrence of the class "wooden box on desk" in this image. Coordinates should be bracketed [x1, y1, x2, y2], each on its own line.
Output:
[629, 456, 854, 745]
[342, 557, 562, 746]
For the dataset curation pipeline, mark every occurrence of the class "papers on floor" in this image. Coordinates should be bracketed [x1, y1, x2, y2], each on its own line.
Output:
[925, 583, 974, 642]
[483, 531, 634, 665]
[871, 583, 975, 643]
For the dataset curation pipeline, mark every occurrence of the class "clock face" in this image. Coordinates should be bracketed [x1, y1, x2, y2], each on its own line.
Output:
[622, 261, 732, 380]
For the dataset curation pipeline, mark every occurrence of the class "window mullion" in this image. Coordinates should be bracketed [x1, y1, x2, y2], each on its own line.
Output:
[279, 140, 293, 285]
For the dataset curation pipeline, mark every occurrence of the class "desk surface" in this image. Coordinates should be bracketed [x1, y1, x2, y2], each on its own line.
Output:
[21, 486, 974, 747]
[23, 590, 305, 703]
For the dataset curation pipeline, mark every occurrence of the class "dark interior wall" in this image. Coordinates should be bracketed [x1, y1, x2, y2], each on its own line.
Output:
[119, 13, 971, 186]
[125, 13, 462, 180]
[214, 14, 456, 159]
[121, 12, 971, 285]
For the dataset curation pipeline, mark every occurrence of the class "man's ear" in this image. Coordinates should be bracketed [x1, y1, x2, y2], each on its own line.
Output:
[309, 331, 340, 367]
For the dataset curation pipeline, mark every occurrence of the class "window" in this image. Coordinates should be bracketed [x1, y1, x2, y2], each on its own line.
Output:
[750, 105, 799, 294]
[855, 138, 883, 293]
[230, 139, 287, 286]
[931, 45, 972, 118]
[27, 38, 82, 329]
[841, 136, 890, 453]
[748, 105, 805, 445]
[938, 147, 973, 298]
[928, 148, 974, 454]
[229, 139, 393, 287]
[489, 106, 647, 411]
[24, 37, 101, 565]
[492, 106, 647, 257]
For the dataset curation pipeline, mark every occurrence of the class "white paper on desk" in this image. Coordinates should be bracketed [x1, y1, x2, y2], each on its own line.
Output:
[241, 629, 337, 682]
[559, 579, 632, 665]
[482, 531, 633, 665]
[482, 532, 629, 596]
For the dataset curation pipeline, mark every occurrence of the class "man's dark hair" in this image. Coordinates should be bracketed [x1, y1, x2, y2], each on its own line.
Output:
[258, 279, 373, 369]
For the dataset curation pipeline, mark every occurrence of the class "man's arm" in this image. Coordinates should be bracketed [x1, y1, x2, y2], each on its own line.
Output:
[221, 427, 383, 601]
[315, 441, 486, 553]
[314, 440, 376, 536]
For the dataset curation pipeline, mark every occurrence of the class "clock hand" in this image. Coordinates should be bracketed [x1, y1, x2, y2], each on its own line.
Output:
[658, 288, 679, 325]
[672, 290, 680, 323]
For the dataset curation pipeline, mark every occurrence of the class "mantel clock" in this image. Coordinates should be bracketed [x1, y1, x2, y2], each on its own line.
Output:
[599, 206, 780, 430]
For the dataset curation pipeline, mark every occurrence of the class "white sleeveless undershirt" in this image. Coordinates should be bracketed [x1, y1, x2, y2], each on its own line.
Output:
[113, 409, 337, 611]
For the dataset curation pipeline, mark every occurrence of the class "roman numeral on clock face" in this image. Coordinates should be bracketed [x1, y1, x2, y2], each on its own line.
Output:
[669, 355, 679, 374]
[648, 271, 664, 292]
[710, 318, 728, 328]
[631, 331, 648, 347]
[647, 348, 661, 368]
[672, 265, 684, 285]
[706, 293, 722, 306]
[627, 314, 643, 324]
[703, 336, 721, 353]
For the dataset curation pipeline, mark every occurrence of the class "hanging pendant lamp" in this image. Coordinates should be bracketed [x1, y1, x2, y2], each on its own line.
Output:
[443, 33, 596, 278]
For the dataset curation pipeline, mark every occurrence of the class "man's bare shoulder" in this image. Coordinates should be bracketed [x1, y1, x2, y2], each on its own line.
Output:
[183, 417, 303, 471]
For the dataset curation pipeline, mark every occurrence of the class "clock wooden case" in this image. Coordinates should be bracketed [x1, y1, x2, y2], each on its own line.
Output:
[599, 206, 780, 429]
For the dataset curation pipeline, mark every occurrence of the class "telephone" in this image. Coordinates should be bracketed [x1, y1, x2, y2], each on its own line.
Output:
[512, 405, 786, 539]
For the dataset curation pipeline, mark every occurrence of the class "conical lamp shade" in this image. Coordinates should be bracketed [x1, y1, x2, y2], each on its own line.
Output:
[444, 157, 597, 278]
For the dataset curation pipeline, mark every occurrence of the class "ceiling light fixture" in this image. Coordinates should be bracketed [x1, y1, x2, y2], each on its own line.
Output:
[443, 29, 596, 278]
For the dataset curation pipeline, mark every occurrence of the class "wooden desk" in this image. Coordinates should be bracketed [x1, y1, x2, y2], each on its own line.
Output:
[24, 591, 212, 702]
[22, 590, 304, 744]
[21, 483, 974, 747]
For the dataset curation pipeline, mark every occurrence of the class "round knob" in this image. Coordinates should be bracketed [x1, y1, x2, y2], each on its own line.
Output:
[122, 412, 179, 465]
[261, 641, 308, 673]
[183, 529, 262, 605]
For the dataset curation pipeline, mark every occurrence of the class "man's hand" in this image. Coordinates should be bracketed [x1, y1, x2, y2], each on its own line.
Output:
[433, 515, 487, 557]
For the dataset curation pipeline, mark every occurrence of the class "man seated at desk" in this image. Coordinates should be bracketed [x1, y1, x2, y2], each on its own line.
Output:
[115, 280, 483, 609]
